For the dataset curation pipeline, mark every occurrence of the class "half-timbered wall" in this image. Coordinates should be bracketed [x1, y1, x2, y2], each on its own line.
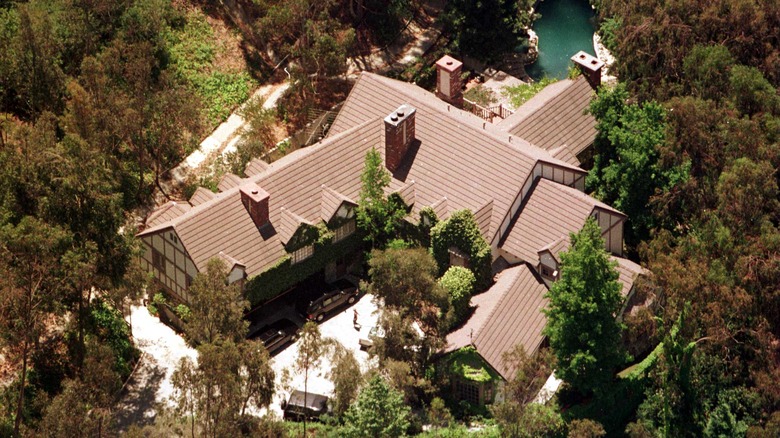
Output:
[139, 228, 198, 303]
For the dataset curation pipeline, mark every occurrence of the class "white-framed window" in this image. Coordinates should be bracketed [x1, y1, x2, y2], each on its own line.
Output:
[291, 244, 314, 264]
[333, 220, 356, 243]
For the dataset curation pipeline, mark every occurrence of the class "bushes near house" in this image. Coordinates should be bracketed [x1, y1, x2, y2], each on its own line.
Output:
[439, 267, 476, 330]
[87, 299, 139, 379]
[430, 210, 492, 291]
[503, 77, 557, 108]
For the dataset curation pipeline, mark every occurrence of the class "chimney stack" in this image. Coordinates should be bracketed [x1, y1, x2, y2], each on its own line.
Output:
[239, 183, 270, 228]
[571, 51, 604, 89]
[384, 104, 416, 172]
[435, 55, 463, 107]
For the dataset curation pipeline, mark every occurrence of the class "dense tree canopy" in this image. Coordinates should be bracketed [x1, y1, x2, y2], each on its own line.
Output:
[543, 218, 627, 396]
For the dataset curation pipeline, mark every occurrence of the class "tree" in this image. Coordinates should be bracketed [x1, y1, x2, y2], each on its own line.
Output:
[185, 258, 249, 345]
[328, 344, 362, 417]
[227, 98, 277, 176]
[587, 84, 686, 251]
[441, 0, 538, 62]
[171, 340, 275, 438]
[0, 217, 72, 436]
[342, 374, 411, 438]
[491, 346, 557, 437]
[356, 148, 406, 247]
[294, 321, 326, 437]
[569, 419, 607, 437]
[543, 218, 627, 396]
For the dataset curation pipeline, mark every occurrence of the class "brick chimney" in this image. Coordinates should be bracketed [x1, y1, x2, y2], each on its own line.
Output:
[435, 55, 463, 107]
[571, 51, 604, 89]
[384, 104, 416, 172]
[239, 183, 270, 228]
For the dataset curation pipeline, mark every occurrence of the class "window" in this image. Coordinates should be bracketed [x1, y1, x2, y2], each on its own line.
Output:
[185, 274, 193, 288]
[152, 248, 166, 271]
[540, 264, 557, 280]
[291, 244, 314, 264]
[333, 220, 356, 242]
[455, 379, 480, 405]
[169, 232, 178, 244]
[448, 247, 469, 268]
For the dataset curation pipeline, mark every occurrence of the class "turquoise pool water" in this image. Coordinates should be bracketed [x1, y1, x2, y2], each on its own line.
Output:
[526, 0, 597, 80]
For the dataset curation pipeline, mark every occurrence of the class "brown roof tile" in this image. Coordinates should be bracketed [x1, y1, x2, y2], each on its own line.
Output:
[500, 179, 623, 263]
[396, 180, 416, 207]
[498, 77, 596, 161]
[613, 256, 646, 298]
[445, 264, 549, 380]
[430, 197, 450, 221]
[278, 208, 315, 246]
[190, 187, 217, 206]
[139, 73, 600, 278]
[218, 173, 244, 192]
[474, 199, 494, 238]
[146, 201, 191, 228]
[244, 157, 270, 177]
[320, 185, 355, 223]
[218, 251, 245, 269]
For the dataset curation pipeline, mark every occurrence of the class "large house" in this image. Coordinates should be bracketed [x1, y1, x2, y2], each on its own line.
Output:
[137, 52, 644, 401]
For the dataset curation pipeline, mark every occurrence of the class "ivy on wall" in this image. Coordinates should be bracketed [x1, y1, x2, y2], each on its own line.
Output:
[430, 209, 492, 291]
[244, 230, 364, 306]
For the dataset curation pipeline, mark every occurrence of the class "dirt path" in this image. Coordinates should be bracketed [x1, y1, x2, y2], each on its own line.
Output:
[113, 305, 198, 432]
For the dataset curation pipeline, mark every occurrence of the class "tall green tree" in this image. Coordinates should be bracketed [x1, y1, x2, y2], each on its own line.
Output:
[342, 374, 411, 438]
[0, 217, 72, 436]
[587, 84, 687, 251]
[293, 321, 327, 437]
[356, 148, 406, 247]
[543, 218, 627, 396]
[185, 258, 249, 345]
[328, 344, 362, 417]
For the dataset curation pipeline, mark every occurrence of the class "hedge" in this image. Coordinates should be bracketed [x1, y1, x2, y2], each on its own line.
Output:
[244, 230, 365, 306]
[439, 266, 476, 328]
[430, 210, 492, 291]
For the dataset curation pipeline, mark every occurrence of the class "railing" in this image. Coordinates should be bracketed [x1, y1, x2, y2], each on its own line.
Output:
[463, 98, 513, 123]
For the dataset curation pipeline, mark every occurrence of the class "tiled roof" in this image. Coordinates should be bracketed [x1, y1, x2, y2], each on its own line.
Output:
[146, 201, 191, 228]
[538, 235, 570, 262]
[139, 73, 596, 278]
[613, 256, 646, 298]
[218, 251, 245, 269]
[497, 76, 596, 163]
[244, 157, 269, 177]
[445, 264, 549, 380]
[475, 199, 494, 238]
[501, 178, 624, 263]
[189, 187, 217, 206]
[278, 208, 314, 245]
[396, 180, 416, 206]
[218, 173, 243, 192]
[430, 197, 450, 221]
[320, 185, 355, 223]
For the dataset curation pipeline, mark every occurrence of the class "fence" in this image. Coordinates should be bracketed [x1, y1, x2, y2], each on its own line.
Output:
[463, 98, 513, 123]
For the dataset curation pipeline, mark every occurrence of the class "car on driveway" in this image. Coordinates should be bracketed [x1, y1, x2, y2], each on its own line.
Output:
[248, 318, 298, 355]
[298, 278, 360, 322]
[282, 390, 329, 421]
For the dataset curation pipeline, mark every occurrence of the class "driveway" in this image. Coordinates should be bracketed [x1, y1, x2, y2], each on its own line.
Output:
[263, 292, 380, 418]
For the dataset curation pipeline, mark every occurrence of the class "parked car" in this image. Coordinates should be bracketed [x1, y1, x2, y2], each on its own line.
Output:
[248, 318, 298, 355]
[282, 390, 329, 421]
[358, 325, 385, 349]
[298, 278, 359, 322]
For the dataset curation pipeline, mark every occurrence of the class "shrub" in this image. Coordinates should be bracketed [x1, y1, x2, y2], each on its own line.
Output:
[88, 299, 139, 378]
[439, 266, 476, 329]
[430, 210, 492, 291]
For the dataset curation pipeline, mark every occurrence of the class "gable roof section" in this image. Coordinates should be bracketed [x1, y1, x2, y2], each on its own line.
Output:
[218, 173, 244, 192]
[501, 178, 623, 263]
[190, 187, 217, 206]
[320, 185, 356, 223]
[474, 199, 494, 238]
[244, 157, 269, 177]
[278, 208, 314, 245]
[497, 76, 596, 161]
[445, 264, 549, 380]
[146, 201, 191, 228]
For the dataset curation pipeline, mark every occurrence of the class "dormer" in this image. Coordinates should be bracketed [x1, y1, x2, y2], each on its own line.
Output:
[218, 252, 246, 286]
[537, 236, 568, 287]
[279, 208, 318, 264]
[239, 183, 270, 229]
[320, 185, 358, 243]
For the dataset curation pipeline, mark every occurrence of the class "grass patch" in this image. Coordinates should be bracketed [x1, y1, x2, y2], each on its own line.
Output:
[502, 77, 557, 108]
[167, 9, 256, 127]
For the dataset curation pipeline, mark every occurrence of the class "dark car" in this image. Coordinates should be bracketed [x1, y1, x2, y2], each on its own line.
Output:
[298, 278, 359, 322]
[248, 318, 298, 354]
[282, 390, 329, 421]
